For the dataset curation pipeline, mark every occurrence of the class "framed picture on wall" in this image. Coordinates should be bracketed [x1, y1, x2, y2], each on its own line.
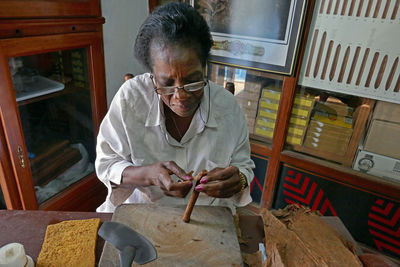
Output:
[190, 0, 308, 76]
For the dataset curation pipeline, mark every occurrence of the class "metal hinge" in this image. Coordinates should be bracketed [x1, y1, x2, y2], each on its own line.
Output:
[17, 145, 25, 168]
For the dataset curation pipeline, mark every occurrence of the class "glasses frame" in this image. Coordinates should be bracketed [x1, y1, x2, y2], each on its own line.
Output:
[150, 74, 208, 96]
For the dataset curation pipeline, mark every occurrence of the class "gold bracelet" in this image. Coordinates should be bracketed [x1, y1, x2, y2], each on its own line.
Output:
[239, 172, 247, 193]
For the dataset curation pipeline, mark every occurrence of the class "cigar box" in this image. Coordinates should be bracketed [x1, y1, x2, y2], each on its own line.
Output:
[313, 112, 353, 129]
[303, 137, 348, 156]
[306, 130, 352, 143]
[289, 116, 308, 127]
[258, 98, 279, 110]
[372, 101, 400, 124]
[286, 132, 304, 145]
[254, 123, 305, 145]
[257, 109, 308, 127]
[364, 119, 400, 159]
[294, 95, 314, 108]
[261, 87, 281, 101]
[314, 101, 354, 118]
[254, 125, 304, 145]
[255, 116, 306, 137]
[305, 132, 351, 145]
[309, 120, 354, 135]
[288, 125, 306, 137]
[256, 116, 276, 129]
[258, 108, 278, 120]
[291, 106, 312, 117]
[254, 125, 274, 139]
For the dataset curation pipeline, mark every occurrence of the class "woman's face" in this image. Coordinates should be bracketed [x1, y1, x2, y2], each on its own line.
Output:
[151, 44, 204, 118]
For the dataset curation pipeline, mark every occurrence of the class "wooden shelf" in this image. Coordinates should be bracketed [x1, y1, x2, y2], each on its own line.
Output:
[39, 172, 107, 211]
[279, 150, 400, 202]
[16, 83, 81, 107]
[250, 139, 272, 157]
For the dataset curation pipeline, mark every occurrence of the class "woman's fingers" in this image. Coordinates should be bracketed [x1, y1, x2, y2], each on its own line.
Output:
[194, 166, 241, 198]
[169, 180, 193, 191]
[200, 166, 238, 184]
[156, 169, 174, 190]
[196, 179, 241, 198]
[163, 161, 192, 181]
[202, 183, 241, 198]
[153, 161, 189, 190]
[162, 181, 192, 198]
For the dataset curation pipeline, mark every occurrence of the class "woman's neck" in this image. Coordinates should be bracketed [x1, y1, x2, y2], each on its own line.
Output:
[164, 106, 194, 142]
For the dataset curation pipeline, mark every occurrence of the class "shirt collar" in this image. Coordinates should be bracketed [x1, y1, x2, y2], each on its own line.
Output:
[145, 92, 163, 127]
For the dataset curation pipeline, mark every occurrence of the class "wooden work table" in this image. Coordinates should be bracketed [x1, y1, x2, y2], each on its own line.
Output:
[4, 209, 397, 266]
[0, 210, 263, 266]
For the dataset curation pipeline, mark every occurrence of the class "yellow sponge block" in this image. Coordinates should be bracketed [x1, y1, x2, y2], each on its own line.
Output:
[37, 218, 101, 267]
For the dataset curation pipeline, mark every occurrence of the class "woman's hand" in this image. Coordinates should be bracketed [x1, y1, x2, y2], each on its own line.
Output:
[122, 161, 193, 198]
[194, 166, 244, 198]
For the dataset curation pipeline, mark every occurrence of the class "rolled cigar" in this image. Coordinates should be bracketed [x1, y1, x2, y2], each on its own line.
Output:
[182, 170, 207, 223]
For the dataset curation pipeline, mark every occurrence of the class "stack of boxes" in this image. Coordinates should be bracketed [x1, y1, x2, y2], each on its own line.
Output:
[353, 101, 400, 181]
[254, 86, 314, 145]
[234, 79, 262, 134]
[364, 101, 400, 159]
[303, 98, 354, 156]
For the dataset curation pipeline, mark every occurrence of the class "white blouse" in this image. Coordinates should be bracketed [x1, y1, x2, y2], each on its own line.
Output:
[95, 73, 255, 213]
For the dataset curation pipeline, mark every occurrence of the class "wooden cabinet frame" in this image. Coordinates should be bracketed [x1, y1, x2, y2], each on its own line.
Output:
[0, 0, 101, 18]
[0, 30, 107, 210]
[254, 0, 400, 210]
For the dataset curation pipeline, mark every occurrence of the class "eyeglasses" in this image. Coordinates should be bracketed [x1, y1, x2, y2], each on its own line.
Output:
[151, 75, 207, 95]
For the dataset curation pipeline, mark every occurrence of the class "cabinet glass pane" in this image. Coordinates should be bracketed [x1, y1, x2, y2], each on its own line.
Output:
[9, 48, 95, 204]
[285, 86, 400, 184]
[207, 62, 283, 145]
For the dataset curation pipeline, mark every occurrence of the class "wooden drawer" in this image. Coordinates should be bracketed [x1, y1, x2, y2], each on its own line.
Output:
[0, 0, 101, 18]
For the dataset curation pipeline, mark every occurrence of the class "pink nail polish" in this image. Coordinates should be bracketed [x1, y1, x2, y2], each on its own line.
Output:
[187, 181, 192, 187]
[185, 175, 191, 180]
[200, 178, 207, 184]
[195, 185, 203, 191]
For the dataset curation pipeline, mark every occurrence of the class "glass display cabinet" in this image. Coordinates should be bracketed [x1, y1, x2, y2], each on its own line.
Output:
[207, 0, 399, 257]
[0, 5, 107, 211]
[207, 0, 400, 208]
[10, 48, 97, 205]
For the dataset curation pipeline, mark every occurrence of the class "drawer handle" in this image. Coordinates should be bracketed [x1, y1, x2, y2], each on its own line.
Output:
[17, 146, 25, 168]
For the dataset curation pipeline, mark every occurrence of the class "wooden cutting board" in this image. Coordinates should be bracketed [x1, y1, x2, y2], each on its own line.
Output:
[99, 204, 243, 267]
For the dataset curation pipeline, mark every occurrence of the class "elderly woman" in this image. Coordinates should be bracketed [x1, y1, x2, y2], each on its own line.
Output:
[96, 2, 254, 213]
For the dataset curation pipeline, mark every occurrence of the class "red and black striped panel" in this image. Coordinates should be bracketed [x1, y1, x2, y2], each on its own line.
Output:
[283, 169, 337, 216]
[250, 154, 268, 205]
[368, 199, 400, 256]
[274, 164, 400, 259]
